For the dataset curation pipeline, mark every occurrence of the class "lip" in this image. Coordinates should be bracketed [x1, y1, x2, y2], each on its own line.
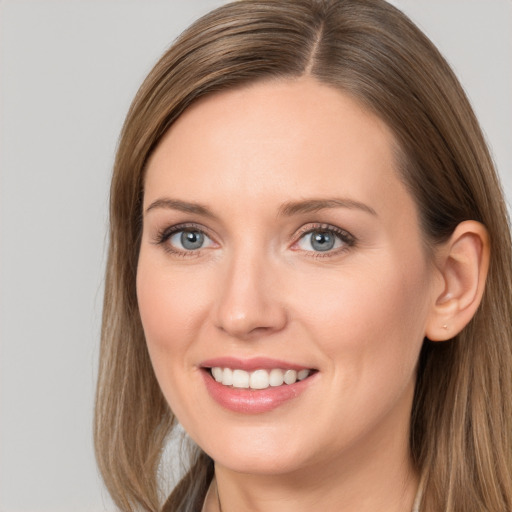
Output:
[200, 356, 313, 372]
[199, 358, 318, 414]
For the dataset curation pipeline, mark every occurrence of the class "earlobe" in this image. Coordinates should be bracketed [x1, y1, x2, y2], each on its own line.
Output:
[425, 221, 490, 342]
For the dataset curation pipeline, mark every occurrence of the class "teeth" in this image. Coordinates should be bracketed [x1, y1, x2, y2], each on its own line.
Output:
[212, 367, 223, 383]
[232, 369, 250, 388]
[222, 367, 233, 386]
[297, 369, 309, 381]
[250, 369, 269, 389]
[269, 368, 284, 387]
[284, 369, 297, 385]
[211, 367, 311, 390]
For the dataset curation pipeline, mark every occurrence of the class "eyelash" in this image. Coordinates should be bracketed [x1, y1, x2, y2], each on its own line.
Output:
[292, 223, 356, 258]
[152, 222, 356, 258]
[152, 223, 213, 258]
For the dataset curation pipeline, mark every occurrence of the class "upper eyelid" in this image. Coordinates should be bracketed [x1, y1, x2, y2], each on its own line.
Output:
[158, 222, 213, 238]
[292, 223, 355, 241]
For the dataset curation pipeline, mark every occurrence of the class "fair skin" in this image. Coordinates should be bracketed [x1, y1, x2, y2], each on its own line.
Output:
[137, 77, 489, 512]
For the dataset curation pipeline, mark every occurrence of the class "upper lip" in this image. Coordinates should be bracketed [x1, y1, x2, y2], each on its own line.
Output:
[200, 357, 315, 372]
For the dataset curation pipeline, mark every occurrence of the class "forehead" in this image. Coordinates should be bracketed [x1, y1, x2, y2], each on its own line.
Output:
[144, 77, 414, 224]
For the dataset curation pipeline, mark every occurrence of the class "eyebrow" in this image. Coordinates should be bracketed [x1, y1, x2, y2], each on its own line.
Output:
[144, 197, 377, 218]
[278, 198, 377, 217]
[145, 198, 217, 219]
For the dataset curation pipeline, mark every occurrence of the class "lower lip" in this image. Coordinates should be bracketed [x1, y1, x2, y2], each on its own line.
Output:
[201, 370, 316, 414]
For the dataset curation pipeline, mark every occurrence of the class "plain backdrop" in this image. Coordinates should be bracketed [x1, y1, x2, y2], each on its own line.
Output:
[0, 1, 510, 511]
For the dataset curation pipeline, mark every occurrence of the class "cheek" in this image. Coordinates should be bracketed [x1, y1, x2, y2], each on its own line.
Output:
[292, 255, 430, 388]
[136, 259, 209, 409]
[137, 258, 209, 350]
[136, 256, 214, 421]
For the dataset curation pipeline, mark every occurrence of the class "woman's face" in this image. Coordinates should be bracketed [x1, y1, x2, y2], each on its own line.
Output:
[137, 78, 438, 476]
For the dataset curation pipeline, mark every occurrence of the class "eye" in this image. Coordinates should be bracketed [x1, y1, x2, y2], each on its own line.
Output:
[295, 226, 355, 253]
[153, 223, 216, 255]
[168, 229, 214, 251]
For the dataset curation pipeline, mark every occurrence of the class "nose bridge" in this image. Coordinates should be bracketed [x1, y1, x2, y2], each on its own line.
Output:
[214, 242, 287, 339]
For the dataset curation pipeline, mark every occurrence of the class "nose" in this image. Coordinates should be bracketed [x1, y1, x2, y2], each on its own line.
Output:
[213, 249, 288, 340]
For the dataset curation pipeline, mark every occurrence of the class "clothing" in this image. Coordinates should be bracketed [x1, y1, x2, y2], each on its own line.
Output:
[412, 473, 425, 512]
[201, 475, 425, 512]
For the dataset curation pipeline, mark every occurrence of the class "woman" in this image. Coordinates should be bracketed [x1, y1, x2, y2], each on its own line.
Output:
[94, 1, 512, 511]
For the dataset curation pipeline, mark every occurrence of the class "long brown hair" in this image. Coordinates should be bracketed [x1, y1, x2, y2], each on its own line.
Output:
[94, 1, 512, 510]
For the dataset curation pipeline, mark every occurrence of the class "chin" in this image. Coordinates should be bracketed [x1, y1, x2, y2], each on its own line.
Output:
[199, 428, 313, 475]
[213, 450, 308, 476]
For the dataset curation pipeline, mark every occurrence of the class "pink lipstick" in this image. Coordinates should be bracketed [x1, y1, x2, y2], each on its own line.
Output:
[200, 357, 317, 414]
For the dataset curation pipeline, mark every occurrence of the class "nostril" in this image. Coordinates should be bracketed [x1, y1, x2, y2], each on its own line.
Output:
[215, 311, 288, 340]
[213, 269, 288, 338]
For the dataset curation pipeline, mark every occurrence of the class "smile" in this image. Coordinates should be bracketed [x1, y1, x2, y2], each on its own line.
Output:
[200, 358, 318, 413]
[210, 367, 312, 389]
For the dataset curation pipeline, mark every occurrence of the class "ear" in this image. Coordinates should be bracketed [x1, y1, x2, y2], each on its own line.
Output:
[425, 220, 490, 341]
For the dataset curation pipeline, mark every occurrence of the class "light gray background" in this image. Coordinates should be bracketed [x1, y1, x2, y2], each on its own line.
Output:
[0, 1, 510, 511]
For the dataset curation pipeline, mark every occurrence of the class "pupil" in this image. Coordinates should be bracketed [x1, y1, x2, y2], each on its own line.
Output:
[181, 231, 204, 250]
[311, 231, 335, 252]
